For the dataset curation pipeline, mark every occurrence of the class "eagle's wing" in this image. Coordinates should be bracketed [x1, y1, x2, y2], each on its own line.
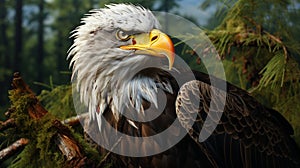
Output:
[176, 71, 300, 167]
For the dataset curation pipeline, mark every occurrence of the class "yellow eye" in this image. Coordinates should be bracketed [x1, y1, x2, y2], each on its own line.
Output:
[116, 30, 130, 41]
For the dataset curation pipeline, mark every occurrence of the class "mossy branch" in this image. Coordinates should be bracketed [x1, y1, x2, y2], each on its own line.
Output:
[10, 72, 48, 119]
[0, 118, 15, 131]
[0, 72, 92, 167]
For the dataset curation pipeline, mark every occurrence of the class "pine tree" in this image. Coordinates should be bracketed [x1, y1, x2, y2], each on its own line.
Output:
[196, 0, 300, 143]
[1, 0, 299, 166]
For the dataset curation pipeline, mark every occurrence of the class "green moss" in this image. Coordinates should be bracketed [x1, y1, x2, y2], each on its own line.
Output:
[1, 85, 105, 167]
[71, 129, 101, 163]
[3, 89, 64, 167]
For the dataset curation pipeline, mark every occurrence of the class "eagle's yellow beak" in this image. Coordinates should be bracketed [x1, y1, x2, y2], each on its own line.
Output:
[120, 29, 175, 70]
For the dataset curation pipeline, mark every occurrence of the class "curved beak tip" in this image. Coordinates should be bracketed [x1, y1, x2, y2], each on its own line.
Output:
[120, 29, 175, 70]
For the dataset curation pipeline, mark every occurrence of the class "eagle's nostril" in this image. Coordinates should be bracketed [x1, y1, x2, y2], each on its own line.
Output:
[151, 35, 158, 42]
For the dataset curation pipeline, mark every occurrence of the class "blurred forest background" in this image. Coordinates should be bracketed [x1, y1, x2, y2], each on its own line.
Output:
[0, 0, 300, 166]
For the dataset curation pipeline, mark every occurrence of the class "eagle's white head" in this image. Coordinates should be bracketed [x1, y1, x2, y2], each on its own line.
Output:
[67, 4, 175, 129]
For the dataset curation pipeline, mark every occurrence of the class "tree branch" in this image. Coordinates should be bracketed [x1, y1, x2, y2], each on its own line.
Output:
[0, 118, 15, 131]
[12, 72, 48, 119]
[0, 138, 29, 162]
[62, 113, 89, 126]
[264, 31, 288, 61]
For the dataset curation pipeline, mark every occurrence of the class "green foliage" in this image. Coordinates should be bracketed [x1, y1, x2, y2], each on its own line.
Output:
[38, 84, 75, 120]
[257, 52, 286, 89]
[196, 0, 300, 145]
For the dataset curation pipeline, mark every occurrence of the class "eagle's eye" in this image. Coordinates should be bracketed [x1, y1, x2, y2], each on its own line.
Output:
[116, 29, 130, 41]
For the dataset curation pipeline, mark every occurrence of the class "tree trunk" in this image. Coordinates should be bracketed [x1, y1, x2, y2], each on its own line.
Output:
[0, 0, 10, 105]
[14, 0, 22, 72]
[0, 0, 9, 66]
[37, 0, 44, 83]
[56, 29, 63, 73]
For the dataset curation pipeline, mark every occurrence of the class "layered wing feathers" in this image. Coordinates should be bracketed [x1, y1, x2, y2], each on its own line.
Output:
[176, 72, 300, 167]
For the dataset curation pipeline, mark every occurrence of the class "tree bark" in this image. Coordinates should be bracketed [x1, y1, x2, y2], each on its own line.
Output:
[0, 0, 10, 106]
[37, 0, 44, 83]
[0, 0, 9, 67]
[56, 29, 63, 72]
[14, 0, 22, 72]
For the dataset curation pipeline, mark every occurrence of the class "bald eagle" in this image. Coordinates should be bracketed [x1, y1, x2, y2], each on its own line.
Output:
[68, 4, 300, 168]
